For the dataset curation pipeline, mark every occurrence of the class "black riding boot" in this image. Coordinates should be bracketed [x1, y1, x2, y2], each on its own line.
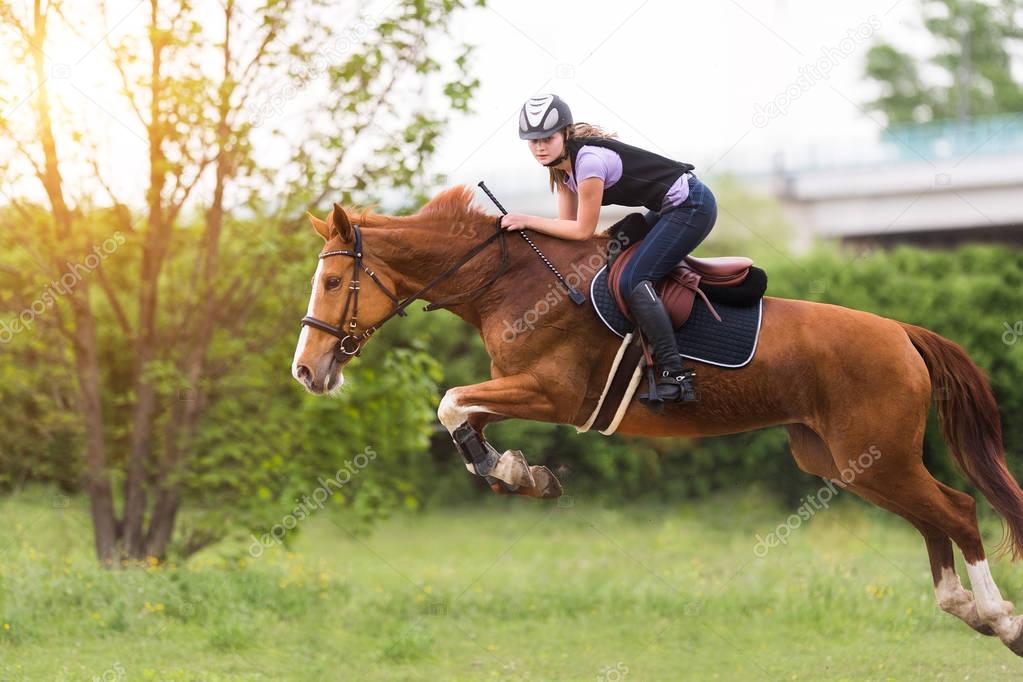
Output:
[628, 280, 696, 410]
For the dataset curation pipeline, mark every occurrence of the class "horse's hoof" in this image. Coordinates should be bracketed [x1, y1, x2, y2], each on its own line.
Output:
[971, 622, 997, 637]
[996, 615, 1023, 656]
[489, 449, 536, 489]
[529, 465, 563, 499]
[1005, 630, 1023, 657]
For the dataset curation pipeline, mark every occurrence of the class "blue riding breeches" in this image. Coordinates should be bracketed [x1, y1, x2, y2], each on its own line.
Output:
[617, 173, 718, 294]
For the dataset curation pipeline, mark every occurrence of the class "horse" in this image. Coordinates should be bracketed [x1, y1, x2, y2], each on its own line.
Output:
[291, 184, 1023, 656]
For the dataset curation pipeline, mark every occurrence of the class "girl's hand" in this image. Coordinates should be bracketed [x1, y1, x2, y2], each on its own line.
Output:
[501, 213, 531, 231]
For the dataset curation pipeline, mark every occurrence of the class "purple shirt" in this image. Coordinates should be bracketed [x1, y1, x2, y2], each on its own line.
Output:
[563, 144, 689, 212]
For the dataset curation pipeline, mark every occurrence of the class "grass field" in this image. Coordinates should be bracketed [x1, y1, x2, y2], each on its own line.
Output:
[1, 488, 1022, 681]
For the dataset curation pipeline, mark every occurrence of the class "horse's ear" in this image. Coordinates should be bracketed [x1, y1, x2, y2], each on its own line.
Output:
[331, 203, 354, 241]
[308, 212, 332, 242]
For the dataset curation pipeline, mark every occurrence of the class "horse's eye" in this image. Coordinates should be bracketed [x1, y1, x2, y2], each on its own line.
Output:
[325, 276, 343, 290]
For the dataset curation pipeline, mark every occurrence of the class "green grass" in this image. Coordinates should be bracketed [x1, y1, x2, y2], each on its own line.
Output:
[1, 488, 1022, 681]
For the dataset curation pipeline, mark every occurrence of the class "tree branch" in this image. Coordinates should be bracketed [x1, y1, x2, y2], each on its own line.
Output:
[87, 157, 135, 228]
[164, 153, 215, 226]
[0, 2, 31, 42]
[92, 261, 132, 337]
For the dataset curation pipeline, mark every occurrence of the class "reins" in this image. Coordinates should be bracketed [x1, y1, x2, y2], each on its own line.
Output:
[301, 183, 584, 360]
[300, 217, 508, 359]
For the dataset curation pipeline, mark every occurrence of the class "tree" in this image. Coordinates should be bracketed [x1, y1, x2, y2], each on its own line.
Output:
[865, 0, 1023, 123]
[0, 0, 482, 563]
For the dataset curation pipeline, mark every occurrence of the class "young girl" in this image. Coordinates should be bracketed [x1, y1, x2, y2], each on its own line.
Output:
[501, 93, 718, 408]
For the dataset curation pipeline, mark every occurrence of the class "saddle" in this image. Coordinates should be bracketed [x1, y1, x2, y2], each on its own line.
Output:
[576, 214, 768, 435]
[605, 213, 763, 329]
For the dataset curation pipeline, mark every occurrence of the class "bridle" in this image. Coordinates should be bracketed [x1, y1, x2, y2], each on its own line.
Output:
[300, 218, 508, 359]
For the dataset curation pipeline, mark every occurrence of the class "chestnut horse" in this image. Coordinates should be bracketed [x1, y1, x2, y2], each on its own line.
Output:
[292, 185, 1023, 656]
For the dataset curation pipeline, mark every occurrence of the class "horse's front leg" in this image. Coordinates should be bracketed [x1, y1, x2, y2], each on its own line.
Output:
[438, 373, 564, 499]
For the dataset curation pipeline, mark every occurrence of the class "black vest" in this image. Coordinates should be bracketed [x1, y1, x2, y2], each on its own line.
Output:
[565, 137, 695, 212]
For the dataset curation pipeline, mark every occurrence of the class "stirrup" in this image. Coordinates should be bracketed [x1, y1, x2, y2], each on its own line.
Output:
[638, 367, 697, 411]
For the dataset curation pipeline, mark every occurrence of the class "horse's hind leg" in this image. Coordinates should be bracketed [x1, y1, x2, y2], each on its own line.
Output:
[786, 424, 994, 635]
[826, 428, 1023, 653]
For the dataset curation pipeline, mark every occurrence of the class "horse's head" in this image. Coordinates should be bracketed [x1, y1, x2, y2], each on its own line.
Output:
[291, 204, 402, 395]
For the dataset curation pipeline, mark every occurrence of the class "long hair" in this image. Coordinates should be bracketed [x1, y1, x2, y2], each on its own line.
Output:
[548, 122, 617, 192]
[900, 321, 1023, 559]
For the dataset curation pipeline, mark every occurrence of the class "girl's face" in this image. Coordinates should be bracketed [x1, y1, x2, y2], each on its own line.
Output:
[527, 131, 565, 165]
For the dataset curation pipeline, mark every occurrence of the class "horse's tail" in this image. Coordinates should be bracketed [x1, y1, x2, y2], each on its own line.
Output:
[900, 322, 1023, 559]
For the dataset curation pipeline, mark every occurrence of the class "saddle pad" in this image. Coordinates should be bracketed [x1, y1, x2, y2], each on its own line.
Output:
[591, 264, 763, 369]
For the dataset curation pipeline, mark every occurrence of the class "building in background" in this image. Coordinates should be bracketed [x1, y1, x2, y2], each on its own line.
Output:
[478, 113, 1022, 252]
[757, 113, 1023, 250]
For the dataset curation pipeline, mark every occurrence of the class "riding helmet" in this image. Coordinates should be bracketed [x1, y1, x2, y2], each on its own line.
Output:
[518, 94, 573, 139]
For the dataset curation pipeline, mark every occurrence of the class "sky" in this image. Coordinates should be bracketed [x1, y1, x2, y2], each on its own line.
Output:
[432, 0, 922, 195]
[0, 0, 931, 208]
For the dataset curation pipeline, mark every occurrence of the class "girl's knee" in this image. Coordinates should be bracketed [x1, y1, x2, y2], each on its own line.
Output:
[617, 271, 636, 295]
[617, 267, 647, 296]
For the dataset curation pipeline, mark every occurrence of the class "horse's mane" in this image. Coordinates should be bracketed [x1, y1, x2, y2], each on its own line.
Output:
[347, 185, 492, 228]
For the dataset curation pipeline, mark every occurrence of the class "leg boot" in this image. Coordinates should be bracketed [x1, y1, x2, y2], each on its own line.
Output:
[628, 280, 696, 410]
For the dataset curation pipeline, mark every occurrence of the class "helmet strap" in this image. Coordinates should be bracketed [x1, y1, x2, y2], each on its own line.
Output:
[542, 150, 569, 168]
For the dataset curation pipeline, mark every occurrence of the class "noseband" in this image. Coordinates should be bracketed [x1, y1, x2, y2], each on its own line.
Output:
[300, 219, 508, 359]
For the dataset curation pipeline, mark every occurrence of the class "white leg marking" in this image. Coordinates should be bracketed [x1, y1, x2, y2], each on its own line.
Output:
[935, 566, 989, 630]
[437, 389, 492, 433]
[967, 560, 1022, 642]
[437, 389, 496, 474]
[936, 567, 973, 615]
[437, 389, 464, 432]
